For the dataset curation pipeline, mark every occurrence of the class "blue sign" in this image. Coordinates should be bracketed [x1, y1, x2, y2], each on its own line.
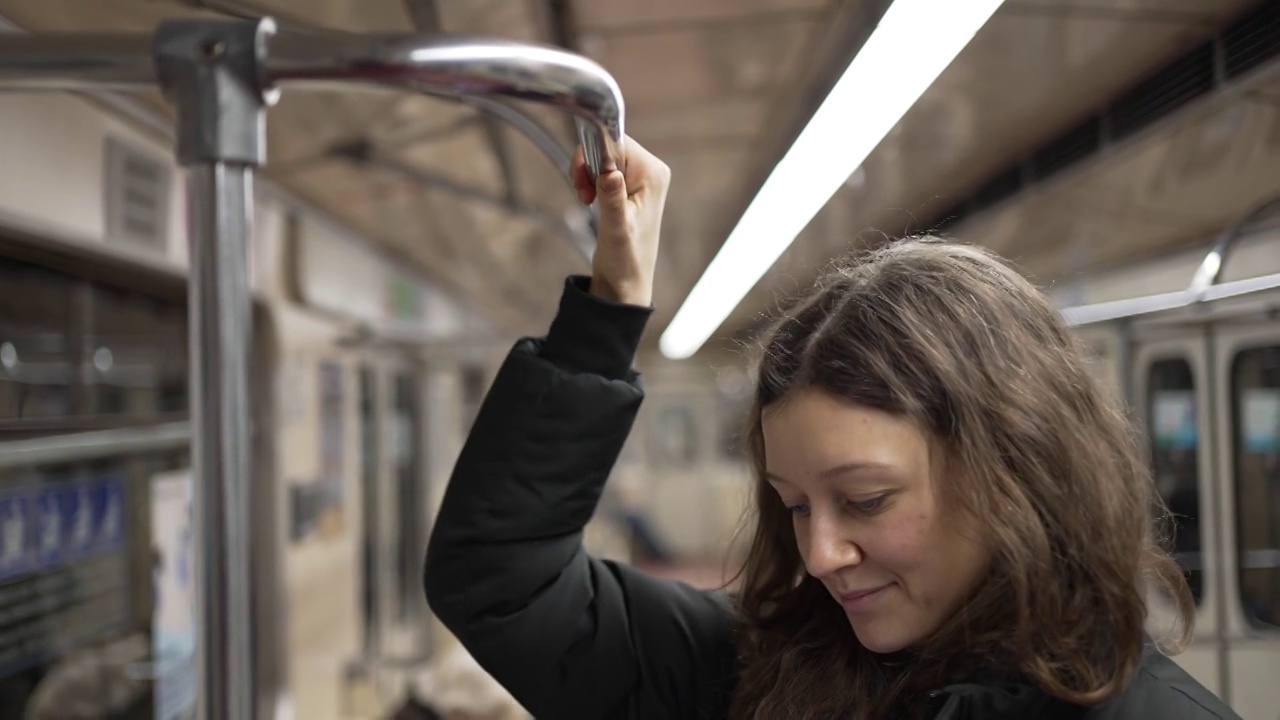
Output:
[0, 475, 126, 583]
[0, 493, 32, 581]
[33, 487, 66, 567]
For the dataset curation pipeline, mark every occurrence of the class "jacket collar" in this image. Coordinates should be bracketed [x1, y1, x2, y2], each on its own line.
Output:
[928, 675, 1081, 720]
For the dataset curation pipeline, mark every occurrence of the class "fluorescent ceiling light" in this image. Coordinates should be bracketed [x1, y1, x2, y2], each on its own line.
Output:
[658, 0, 1006, 360]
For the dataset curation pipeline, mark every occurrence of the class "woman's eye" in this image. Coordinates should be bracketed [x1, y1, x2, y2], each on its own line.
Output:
[786, 502, 811, 516]
[850, 496, 886, 513]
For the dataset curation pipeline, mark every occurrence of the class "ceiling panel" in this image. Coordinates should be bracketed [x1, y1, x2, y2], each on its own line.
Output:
[577, 0, 827, 33]
[713, 0, 1264, 342]
[0, 0, 1270, 353]
[955, 71, 1280, 284]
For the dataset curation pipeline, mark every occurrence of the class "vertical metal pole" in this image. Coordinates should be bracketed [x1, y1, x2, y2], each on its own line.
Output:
[188, 162, 256, 719]
[155, 17, 278, 719]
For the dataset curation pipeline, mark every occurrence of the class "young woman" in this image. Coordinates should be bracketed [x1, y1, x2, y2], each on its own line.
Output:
[423, 139, 1240, 720]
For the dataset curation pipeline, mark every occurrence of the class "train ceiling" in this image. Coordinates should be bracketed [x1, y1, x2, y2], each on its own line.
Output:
[0, 0, 1273, 358]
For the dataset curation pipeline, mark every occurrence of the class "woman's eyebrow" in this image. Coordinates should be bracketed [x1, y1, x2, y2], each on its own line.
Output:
[765, 462, 893, 485]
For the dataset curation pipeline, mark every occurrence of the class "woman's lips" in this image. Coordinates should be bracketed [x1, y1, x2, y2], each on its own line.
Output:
[838, 584, 892, 613]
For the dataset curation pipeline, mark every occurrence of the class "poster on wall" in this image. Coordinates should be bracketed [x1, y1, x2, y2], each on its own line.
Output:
[151, 469, 197, 720]
[1242, 388, 1280, 453]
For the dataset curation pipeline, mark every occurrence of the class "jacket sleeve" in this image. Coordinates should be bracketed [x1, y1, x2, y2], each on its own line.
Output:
[423, 276, 738, 720]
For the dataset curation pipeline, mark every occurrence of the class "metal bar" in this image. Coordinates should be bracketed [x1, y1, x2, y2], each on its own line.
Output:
[0, 34, 156, 88]
[460, 96, 571, 176]
[1062, 290, 1194, 327]
[0, 20, 627, 718]
[457, 95, 600, 245]
[155, 17, 275, 719]
[186, 162, 257, 720]
[263, 32, 624, 179]
[1190, 196, 1280, 295]
[0, 31, 624, 178]
[0, 422, 190, 468]
[397, 0, 522, 211]
[1062, 270, 1280, 328]
[350, 149, 594, 260]
[1200, 270, 1280, 302]
[1064, 193, 1280, 327]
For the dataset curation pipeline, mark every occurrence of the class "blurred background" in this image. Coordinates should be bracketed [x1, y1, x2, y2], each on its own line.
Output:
[0, 1, 1278, 718]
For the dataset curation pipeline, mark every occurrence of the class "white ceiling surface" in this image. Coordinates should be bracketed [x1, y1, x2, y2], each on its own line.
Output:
[0, 0, 1268, 357]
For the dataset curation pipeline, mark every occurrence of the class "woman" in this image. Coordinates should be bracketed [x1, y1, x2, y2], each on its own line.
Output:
[423, 139, 1238, 720]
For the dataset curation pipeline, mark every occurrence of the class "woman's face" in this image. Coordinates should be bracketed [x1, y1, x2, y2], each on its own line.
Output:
[761, 387, 991, 653]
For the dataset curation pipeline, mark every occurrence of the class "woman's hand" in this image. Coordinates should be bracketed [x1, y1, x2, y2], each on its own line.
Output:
[571, 136, 670, 307]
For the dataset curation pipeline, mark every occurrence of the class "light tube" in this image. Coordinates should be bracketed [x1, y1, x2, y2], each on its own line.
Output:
[658, 0, 1006, 359]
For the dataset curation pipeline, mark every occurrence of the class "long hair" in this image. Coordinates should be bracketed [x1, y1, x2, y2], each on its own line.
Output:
[726, 237, 1194, 720]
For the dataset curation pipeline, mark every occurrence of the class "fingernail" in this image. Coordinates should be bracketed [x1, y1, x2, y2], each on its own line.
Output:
[600, 172, 624, 194]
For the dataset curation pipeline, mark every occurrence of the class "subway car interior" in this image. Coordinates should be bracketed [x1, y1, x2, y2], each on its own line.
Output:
[0, 0, 1279, 718]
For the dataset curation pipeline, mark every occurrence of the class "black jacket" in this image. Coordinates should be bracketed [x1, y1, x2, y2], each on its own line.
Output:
[423, 277, 1241, 720]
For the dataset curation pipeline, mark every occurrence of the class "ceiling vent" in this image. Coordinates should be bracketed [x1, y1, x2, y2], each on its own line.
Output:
[1031, 117, 1101, 182]
[1110, 41, 1215, 142]
[1224, 0, 1280, 79]
[104, 136, 171, 254]
[933, 0, 1280, 233]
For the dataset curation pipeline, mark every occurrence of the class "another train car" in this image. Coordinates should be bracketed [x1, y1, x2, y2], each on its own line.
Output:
[1052, 219, 1280, 720]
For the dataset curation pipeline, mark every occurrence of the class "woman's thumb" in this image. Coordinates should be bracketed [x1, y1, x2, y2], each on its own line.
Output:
[596, 170, 627, 217]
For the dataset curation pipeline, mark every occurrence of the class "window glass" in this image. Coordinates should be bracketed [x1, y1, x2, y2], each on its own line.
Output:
[0, 256, 192, 716]
[89, 285, 187, 421]
[1147, 358, 1203, 603]
[0, 259, 188, 436]
[0, 260, 73, 430]
[1231, 345, 1280, 629]
[0, 447, 191, 717]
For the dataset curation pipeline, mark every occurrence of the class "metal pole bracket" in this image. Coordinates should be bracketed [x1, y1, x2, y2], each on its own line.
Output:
[155, 17, 279, 166]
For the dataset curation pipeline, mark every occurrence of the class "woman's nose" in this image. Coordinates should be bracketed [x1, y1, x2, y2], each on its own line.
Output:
[802, 516, 862, 579]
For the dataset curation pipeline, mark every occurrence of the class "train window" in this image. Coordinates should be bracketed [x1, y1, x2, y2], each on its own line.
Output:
[1147, 358, 1204, 604]
[0, 259, 73, 429]
[89, 284, 188, 419]
[0, 445, 191, 716]
[0, 253, 193, 716]
[1231, 345, 1280, 630]
[0, 259, 188, 434]
[392, 373, 424, 623]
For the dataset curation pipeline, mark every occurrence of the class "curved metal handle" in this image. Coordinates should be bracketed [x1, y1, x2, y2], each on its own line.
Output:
[1187, 194, 1280, 297]
[264, 32, 625, 181]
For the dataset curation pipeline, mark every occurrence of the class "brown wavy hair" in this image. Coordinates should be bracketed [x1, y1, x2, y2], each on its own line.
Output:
[726, 237, 1194, 720]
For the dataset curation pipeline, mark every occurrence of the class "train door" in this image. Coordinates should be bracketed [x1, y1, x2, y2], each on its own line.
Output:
[356, 354, 431, 666]
[1128, 322, 1220, 696]
[387, 364, 430, 659]
[357, 363, 381, 659]
[1210, 316, 1280, 719]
